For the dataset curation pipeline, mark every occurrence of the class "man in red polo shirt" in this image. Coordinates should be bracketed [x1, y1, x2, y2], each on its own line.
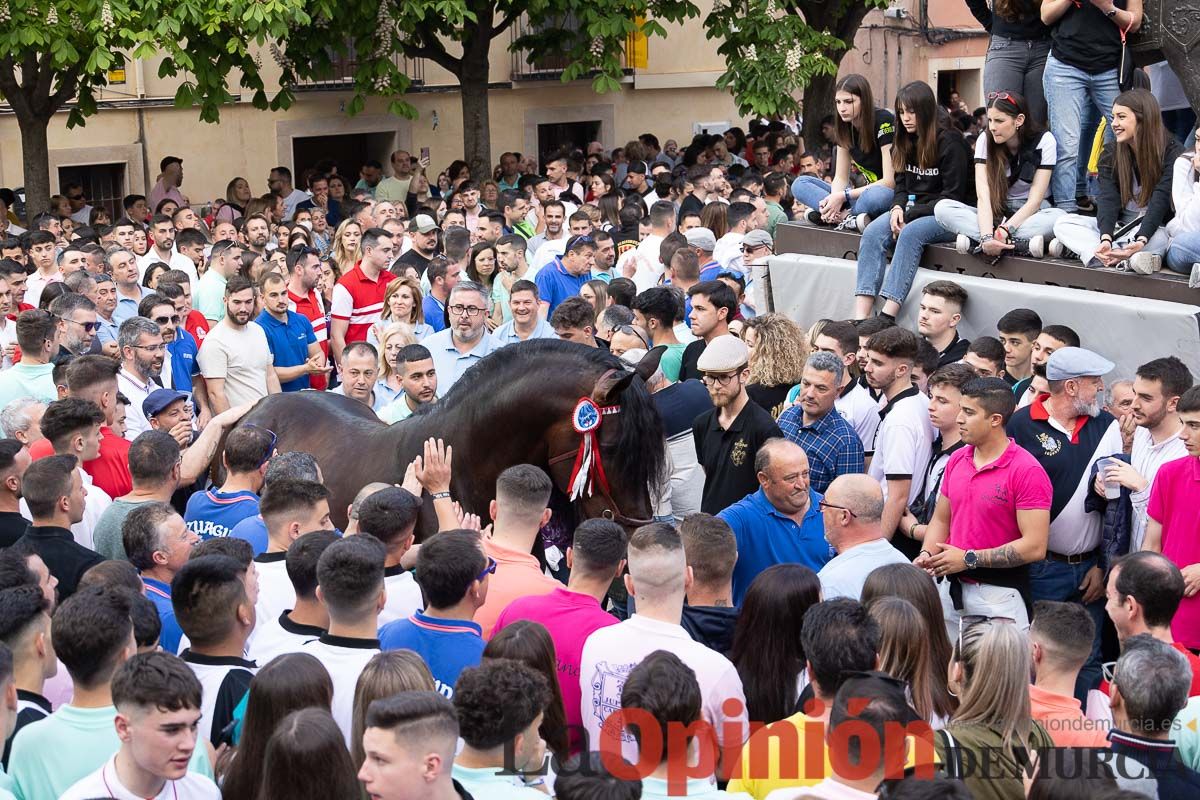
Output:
[26, 354, 132, 498]
[286, 245, 329, 390]
[330, 227, 396, 369]
[918, 376, 1052, 635]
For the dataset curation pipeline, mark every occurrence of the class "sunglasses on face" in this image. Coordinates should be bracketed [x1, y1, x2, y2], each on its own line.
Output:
[153, 314, 181, 326]
[475, 556, 497, 582]
[54, 314, 98, 333]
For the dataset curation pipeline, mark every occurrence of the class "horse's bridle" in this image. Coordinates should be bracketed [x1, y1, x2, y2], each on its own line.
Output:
[547, 370, 655, 528]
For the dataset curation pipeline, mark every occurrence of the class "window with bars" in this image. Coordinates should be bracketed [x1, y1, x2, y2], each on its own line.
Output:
[57, 163, 126, 222]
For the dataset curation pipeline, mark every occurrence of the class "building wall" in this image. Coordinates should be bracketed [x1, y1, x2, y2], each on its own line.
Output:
[0, 0, 741, 204]
[838, 1, 988, 110]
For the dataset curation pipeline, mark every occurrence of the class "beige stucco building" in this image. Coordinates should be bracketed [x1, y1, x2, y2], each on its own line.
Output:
[0, 5, 744, 217]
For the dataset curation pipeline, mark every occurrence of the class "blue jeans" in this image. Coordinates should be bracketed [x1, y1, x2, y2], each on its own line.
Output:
[1043, 54, 1119, 211]
[1166, 230, 1200, 274]
[792, 176, 894, 218]
[855, 213, 955, 304]
[1029, 556, 1105, 701]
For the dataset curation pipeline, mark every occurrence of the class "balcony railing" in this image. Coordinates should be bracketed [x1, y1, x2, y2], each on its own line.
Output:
[292, 44, 425, 91]
[510, 16, 632, 81]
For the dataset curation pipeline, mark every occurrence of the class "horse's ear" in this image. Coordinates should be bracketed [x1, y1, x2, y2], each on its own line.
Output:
[592, 369, 635, 406]
[636, 345, 666, 384]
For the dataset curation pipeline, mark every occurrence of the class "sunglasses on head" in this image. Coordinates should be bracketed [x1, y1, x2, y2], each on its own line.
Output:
[987, 91, 1017, 106]
[957, 614, 1015, 655]
[615, 325, 649, 349]
[242, 424, 278, 468]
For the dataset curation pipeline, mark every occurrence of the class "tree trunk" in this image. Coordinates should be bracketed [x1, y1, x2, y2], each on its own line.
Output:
[459, 66, 491, 181]
[17, 113, 52, 220]
[802, 72, 837, 152]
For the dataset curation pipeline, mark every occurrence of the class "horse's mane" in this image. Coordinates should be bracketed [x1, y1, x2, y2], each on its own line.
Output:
[434, 339, 667, 494]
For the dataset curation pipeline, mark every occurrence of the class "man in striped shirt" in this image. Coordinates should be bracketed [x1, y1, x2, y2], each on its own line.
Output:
[285, 246, 330, 391]
[329, 228, 396, 369]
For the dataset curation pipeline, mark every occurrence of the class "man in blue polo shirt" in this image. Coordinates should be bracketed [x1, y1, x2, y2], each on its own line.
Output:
[378, 529, 488, 698]
[255, 272, 326, 392]
[535, 234, 595, 316]
[718, 437, 831, 605]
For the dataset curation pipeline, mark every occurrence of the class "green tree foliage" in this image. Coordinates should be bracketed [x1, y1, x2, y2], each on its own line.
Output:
[0, 0, 311, 215]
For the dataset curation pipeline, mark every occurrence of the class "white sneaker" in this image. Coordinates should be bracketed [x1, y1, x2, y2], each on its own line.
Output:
[1190, 262, 1200, 289]
[1028, 235, 1047, 259]
[1047, 238, 1078, 260]
[1128, 252, 1161, 275]
[955, 234, 973, 255]
[838, 213, 870, 233]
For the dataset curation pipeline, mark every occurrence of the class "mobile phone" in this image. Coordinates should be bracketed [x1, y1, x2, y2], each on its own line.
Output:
[420, 146, 430, 162]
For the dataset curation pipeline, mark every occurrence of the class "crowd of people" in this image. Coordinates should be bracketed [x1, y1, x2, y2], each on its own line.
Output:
[0, 1, 1198, 794]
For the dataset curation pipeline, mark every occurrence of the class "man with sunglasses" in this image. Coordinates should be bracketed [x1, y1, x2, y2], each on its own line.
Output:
[917, 377, 1052, 637]
[116, 316, 168, 440]
[424, 282, 495, 398]
[48, 293, 98, 362]
[693, 334, 782, 516]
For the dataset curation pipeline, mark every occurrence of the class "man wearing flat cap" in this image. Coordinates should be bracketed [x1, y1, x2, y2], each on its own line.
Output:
[1007, 346, 1125, 693]
[691, 334, 782, 515]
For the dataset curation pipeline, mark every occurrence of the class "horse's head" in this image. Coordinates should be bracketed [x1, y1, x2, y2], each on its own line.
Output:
[546, 347, 666, 531]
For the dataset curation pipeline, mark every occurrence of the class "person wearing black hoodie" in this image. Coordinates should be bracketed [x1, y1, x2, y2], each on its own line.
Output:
[1052, 89, 1181, 274]
[678, 513, 740, 656]
[854, 82, 972, 321]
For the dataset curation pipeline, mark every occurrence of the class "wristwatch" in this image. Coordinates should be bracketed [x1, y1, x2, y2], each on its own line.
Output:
[964, 550, 979, 570]
[1106, 7, 1119, 17]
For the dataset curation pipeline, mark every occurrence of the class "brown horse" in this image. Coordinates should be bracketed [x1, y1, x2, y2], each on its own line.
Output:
[217, 339, 667, 540]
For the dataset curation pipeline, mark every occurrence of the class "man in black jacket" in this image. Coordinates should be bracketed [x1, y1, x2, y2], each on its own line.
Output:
[14, 455, 100, 601]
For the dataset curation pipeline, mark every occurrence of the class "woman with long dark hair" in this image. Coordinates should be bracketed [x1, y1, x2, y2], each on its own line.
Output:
[1052, 89, 1180, 273]
[793, 74, 897, 231]
[966, 0, 1052, 123]
[854, 81, 971, 320]
[867, 595, 955, 726]
[254, 708, 361, 800]
[730, 564, 821, 724]
[218, 653, 334, 800]
[861, 562, 957, 719]
[934, 91, 1063, 259]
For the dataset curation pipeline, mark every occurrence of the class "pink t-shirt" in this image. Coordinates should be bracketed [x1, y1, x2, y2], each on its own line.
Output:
[494, 587, 619, 754]
[1148, 455, 1200, 648]
[941, 439, 1053, 551]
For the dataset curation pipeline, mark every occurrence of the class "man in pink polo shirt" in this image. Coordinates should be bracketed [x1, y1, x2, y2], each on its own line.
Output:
[473, 464, 560, 639]
[493, 518, 625, 756]
[917, 377, 1052, 636]
[1144, 386, 1200, 650]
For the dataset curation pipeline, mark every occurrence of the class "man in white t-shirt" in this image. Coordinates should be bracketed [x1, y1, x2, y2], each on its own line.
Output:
[59, 651, 219, 800]
[252, 480, 333, 626]
[578, 523, 748, 774]
[353, 486, 424, 625]
[137, 215, 198, 284]
[628, 201, 677, 292]
[863, 327, 934, 541]
[197, 275, 280, 412]
[817, 475, 908, 601]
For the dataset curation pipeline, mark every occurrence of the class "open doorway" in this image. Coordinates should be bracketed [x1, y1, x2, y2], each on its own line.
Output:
[537, 121, 601, 164]
[291, 131, 397, 187]
[935, 69, 983, 114]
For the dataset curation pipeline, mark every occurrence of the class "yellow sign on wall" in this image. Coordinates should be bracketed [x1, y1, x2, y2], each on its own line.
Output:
[107, 68, 126, 84]
[626, 17, 648, 69]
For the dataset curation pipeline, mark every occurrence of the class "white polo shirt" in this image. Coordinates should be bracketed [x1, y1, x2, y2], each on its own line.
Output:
[247, 610, 324, 666]
[867, 386, 934, 505]
[252, 551, 295, 631]
[303, 634, 380, 746]
[836, 381, 882, 452]
[380, 567, 424, 626]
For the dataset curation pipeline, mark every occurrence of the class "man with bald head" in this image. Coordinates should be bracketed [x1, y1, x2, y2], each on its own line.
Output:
[817, 474, 907, 600]
[718, 437, 830, 605]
